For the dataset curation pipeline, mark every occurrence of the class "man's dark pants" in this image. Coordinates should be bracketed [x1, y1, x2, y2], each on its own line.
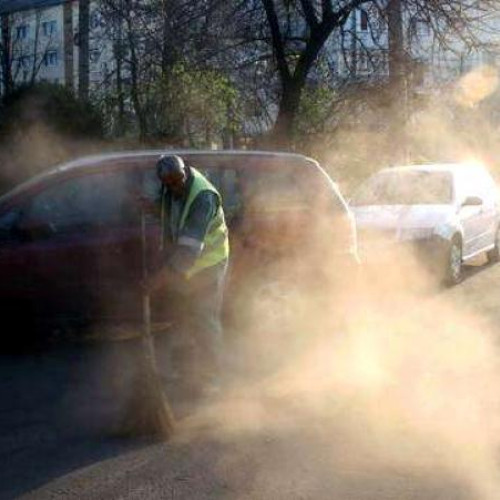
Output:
[166, 261, 228, 387]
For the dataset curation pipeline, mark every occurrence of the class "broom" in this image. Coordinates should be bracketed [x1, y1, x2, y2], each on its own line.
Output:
[119, 209, 176, 439]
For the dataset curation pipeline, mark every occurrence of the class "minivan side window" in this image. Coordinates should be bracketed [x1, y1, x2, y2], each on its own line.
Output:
[142, 166, 244, 226]
[139, 161, 346, 229]
[22, 171, 139, 237]
[240, 164, 347, 215]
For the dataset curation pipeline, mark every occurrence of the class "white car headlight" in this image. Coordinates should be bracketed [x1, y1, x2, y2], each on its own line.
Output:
[398, 227, 435, 241]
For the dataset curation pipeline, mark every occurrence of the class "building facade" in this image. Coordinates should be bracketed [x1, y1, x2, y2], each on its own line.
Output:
[333, 5, 500, 92]
[0, 0, 111, 95]
[0, 1, 499, 104]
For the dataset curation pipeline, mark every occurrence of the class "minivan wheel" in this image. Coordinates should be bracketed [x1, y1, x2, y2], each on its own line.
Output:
[486, 227, 500, 263]
[444, 238, 463, 286]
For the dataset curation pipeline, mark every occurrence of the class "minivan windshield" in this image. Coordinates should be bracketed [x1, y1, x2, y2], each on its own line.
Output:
[351, 170, 453, 206]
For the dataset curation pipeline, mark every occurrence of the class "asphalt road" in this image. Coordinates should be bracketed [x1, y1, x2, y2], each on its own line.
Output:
[2, 260, 500, 500]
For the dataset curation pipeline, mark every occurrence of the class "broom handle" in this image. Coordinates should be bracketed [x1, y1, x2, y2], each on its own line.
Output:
[140, 210, 158, 369]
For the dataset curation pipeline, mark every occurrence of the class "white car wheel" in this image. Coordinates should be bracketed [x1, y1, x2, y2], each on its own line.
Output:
[487, 227, 500, 263]
[445, 238, 463, 285]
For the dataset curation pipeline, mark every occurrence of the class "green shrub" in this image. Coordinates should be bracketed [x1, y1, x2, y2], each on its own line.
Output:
[0, 83, 103, 139]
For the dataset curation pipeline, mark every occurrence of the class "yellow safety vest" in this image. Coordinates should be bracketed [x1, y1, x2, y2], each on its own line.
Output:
[177, 167, 229, 279]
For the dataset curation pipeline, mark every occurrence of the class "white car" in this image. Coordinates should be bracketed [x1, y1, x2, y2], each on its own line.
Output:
[350, 163, 500, 284]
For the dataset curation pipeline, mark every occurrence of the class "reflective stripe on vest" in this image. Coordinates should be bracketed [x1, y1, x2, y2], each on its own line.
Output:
[179, 167, 229, 279]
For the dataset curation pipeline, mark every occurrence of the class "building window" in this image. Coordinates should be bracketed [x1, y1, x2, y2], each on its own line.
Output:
[358, 52, 369, 71]
[360, 10, 369, 31]
[16, 25, 29, 39]
[43, 50, 58, 66]
[42, 20, 57, 37]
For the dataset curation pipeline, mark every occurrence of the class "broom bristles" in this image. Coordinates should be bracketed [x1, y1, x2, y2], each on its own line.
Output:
[116, 209, 176, 440]
[119, 355, 176, 440]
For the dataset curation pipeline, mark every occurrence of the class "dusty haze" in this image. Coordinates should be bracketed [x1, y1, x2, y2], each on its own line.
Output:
[178, 67, 500, 500]
[3, 65, 500, 499]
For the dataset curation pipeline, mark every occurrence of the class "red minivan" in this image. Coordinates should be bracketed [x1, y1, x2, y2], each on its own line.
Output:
[0, 150, 358, 345]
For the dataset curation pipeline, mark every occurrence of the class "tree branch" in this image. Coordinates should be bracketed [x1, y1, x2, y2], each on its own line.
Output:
[261, 0, 291, 82]
[299, 0, 319, 29]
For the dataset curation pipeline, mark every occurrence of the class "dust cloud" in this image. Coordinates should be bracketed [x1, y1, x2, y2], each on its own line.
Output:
[179, 244, 500, 500]
[0, 88, 131, 195]
[2, 65, 500, 500]
[0, 121, 109, 195]
[455, 65, 499, 109]
[177, 67, 500, 499]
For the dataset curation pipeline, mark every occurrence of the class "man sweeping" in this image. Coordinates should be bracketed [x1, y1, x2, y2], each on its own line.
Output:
[145, 154, 230, 395]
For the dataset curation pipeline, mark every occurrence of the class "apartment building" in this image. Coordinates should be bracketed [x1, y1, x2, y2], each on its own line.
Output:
[1, 0, 499, 102]
[0, 0, 110, 95]
[333, 6, 500, 92]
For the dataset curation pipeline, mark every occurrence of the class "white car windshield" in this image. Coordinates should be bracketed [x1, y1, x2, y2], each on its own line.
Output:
[352, 170, 453, 206]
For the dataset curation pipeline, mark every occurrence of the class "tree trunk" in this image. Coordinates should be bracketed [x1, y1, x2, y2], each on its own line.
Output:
[112, 3, 126, 136]
[350, 12, 357, 77]
[387, 0, 408, 161]
[223, 104, 235, 149]
[1, 14, 13, 97]
[160, 0, 176, 76]
[271, 78, 302, 148]
[387, 0, 404, 92]
[115, 41, 125, 136]
[63, 0, 74, 90]
[30, 13, 41, 85]
[78, 0, 90, 100]
[125, 15, 147, 139]
[262, 0, 335, 149]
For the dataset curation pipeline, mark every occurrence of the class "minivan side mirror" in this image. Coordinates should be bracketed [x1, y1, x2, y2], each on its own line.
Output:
[462, 196, 483, 207]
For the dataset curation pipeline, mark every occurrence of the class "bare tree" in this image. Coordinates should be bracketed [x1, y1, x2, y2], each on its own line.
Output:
[96, 0, 236, 140]
[90, 0, 499, 147]
[63, 0, 74, 89]
[78, 0, 90, 100]
[0, 13, 13, 96]
[227, 0, 500, 146]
